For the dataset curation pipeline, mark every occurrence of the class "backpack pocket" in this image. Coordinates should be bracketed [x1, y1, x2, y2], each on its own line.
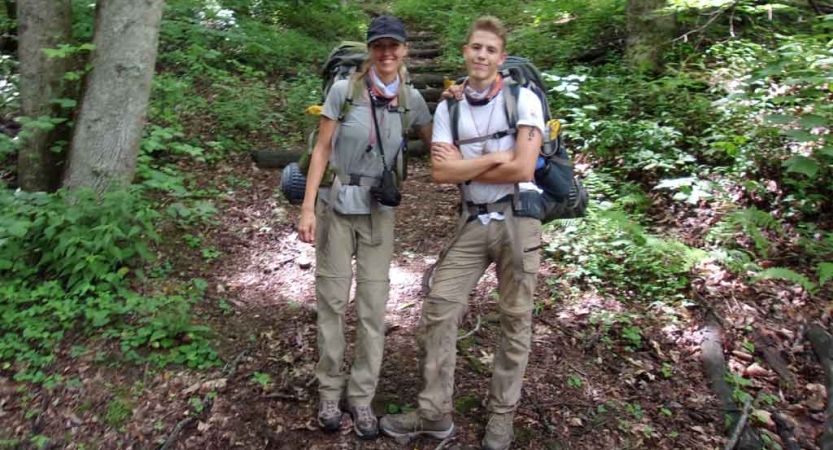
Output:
[534, 158, 574, 201]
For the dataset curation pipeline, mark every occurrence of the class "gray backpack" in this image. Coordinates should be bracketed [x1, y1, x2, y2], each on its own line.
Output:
[281, 41, 411, 204]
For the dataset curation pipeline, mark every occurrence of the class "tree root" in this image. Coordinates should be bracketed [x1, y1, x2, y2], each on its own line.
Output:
[457, 315, 482, 341]
[808, 323, 833, 450]
[773, 412, 801, 450]
[701, 311, 763, 450]
[158, 346, 252, 450]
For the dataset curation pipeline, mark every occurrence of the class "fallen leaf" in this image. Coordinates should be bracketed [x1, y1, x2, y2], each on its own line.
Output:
[752, 410, 775, 430]
[200, 378, 228, 393]
[744, 363, 770, 378]
[182, 382, 201, 396]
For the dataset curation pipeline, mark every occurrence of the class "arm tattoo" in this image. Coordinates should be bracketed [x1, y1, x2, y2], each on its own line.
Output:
[528, 128, 535, 141]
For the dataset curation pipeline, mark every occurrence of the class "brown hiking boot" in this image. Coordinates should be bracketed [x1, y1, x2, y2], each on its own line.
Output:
[347, 404, 379, 440]
[482, 412, 515, 450]
[379, 410, 455, 440]
[317, 400, 343, 432]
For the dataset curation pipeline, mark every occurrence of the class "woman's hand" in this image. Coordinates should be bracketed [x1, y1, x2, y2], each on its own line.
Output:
[298, 208, 316, 243]
[441, 83, 464, 101]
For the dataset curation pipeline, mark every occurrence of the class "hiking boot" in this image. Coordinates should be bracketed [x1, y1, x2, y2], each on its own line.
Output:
[379, 410, 455, 440]
[317, 400, 343, 432]
[482, 412, 515, 450]
[348, 405, 379, 440]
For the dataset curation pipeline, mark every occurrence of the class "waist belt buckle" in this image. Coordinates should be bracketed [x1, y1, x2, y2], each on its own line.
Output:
[349, 174, 362, 186]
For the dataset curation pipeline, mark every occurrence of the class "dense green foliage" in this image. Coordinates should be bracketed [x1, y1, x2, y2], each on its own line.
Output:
[0, 0, 367, 382]
[395, 0, 831, 302]
[1, 0, 830, 385]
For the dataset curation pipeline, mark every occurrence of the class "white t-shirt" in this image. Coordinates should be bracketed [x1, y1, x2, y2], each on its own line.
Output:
[432, 87, 546, 206]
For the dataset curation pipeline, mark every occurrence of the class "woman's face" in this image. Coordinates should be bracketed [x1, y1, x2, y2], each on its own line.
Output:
[369, 38, 407, 78]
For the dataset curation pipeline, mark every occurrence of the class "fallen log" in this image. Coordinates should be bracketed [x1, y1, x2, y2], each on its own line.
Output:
[808, 323, 833, 450]
[252, 140, 429, 171]
[418, 87, 444, 103]
[410, 73, 448, 88]
[250, 149, 304, 169]
[408, 48, 442, 59]
[753, 329, 797, 387]
[701, 312, 763, 450]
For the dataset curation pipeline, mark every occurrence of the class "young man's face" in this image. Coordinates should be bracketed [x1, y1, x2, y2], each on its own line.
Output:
[462, 29, 507, 85]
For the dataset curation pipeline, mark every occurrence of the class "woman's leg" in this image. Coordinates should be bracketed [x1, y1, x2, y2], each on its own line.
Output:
[315, 203, 357, 402]
[347, 210, 395, 405]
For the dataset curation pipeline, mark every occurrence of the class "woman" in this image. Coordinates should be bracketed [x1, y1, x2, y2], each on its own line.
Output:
[297, 14, 432, 440]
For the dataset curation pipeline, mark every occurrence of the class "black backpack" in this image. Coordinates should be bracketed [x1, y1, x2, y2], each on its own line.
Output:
[447, 56, 588, 222]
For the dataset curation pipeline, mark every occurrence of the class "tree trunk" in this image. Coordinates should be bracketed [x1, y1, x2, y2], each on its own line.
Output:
[16, 0, 72, 192]
[2, 0, 17, 54]
[62, 0, 165, 193]
[625, 0, 677, 73]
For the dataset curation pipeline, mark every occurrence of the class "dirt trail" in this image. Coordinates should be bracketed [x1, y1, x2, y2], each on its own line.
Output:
[175, 146, 725, 450]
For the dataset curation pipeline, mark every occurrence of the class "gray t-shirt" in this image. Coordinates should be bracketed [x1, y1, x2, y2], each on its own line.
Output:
[320, 78, 431, 214]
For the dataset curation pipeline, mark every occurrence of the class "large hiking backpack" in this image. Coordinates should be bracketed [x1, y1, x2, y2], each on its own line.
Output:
[281, 41, 411, 205]
[448, 56, 588, 222]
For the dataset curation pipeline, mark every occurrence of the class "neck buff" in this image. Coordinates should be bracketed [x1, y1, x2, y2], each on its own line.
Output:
[464, 75, 503, 106]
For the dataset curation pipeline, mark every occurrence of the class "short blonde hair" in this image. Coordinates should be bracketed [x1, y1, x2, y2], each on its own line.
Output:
[466, 16, 507, 51]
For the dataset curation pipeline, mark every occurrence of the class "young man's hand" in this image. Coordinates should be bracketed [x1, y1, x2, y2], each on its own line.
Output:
[431, 142, 462, 162]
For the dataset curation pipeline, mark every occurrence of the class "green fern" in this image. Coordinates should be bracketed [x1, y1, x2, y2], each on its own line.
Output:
[708, 207, 783, 258]
[819, 262, 833, 286]
[754, 267, 816, 293]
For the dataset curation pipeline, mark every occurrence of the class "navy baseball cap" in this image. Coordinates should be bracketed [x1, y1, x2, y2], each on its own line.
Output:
[367, 15, 407, 44]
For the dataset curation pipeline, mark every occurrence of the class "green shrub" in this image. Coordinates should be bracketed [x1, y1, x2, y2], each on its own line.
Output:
[0, 188, 217, 382]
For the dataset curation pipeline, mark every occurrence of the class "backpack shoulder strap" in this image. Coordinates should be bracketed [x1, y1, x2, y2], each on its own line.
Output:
[447, 98, 460, 145]
[396, 77, 412, 135]
[502, 80, 521, 132]
[340, 73, 364, 122]
[394, 78, 413, 182]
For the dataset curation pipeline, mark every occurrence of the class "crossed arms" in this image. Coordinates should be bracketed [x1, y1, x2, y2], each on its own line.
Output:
[430, 125, 542, 185]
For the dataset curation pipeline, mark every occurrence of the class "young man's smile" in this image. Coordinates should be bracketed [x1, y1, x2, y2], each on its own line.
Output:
[462, 29, 507, 90]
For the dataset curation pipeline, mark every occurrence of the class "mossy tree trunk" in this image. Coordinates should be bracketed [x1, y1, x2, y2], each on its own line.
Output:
[625, 0, 677, 74]
[16, 0, 72, 192]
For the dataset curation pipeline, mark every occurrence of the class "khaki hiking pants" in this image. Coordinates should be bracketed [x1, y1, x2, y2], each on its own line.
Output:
[314, 198, 394, 406]
[417, 217, 541, 419]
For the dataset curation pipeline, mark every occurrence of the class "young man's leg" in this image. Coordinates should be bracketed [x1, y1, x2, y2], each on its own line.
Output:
[482, 217, 541, 449]
[314, 201, 357, 431]
[380, 221, 490, 438]
[346, 211, 395, 439]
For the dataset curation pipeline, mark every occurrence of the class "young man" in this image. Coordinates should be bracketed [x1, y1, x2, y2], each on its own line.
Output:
[379, 16, 544, 450]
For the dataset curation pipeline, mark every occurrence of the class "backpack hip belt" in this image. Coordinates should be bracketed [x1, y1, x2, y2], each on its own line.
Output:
[464, 191, 543, 221]
[338, 173, 380, 187]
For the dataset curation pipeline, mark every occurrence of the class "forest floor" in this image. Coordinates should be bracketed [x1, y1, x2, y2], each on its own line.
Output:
[1, 153, 830, 450]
